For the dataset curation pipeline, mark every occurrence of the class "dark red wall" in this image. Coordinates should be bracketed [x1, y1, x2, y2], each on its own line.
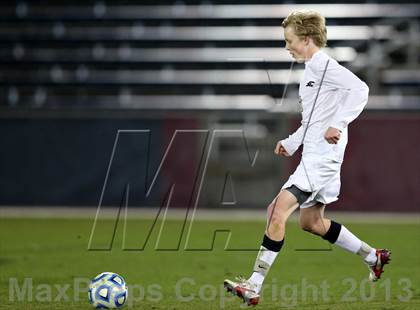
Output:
[289, 113, 420, 212]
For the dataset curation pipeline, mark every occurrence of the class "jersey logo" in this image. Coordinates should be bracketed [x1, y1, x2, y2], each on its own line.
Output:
[306, 81, 315, 87]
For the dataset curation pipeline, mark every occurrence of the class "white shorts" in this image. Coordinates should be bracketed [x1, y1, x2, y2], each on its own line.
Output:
[281, 157, 342, 208]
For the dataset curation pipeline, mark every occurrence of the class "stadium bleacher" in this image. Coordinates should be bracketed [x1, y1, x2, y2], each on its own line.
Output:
[0, 1, 419, 111]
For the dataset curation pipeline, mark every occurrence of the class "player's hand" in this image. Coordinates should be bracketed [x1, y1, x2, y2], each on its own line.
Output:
[324, 127, 341, 144]
[274, 141, 290, 156]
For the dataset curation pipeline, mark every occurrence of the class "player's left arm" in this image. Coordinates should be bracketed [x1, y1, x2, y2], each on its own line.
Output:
[324, 65, 369, 144]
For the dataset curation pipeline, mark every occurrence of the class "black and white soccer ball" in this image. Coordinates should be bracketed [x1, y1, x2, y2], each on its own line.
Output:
[89, 272, 128, 309]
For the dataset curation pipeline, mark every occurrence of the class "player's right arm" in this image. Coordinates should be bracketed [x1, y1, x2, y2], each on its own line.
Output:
[274, 141, 290, 156]
[275, 125, 304, 157]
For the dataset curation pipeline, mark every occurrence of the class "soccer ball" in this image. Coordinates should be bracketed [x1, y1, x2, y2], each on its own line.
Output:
[89, 272, 128, 309]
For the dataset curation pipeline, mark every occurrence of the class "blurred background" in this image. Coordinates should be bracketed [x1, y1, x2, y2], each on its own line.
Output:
[0, 0, 419, 213]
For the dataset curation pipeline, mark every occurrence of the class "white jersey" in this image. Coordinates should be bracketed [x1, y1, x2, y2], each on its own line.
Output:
[280, 50, 369, 207]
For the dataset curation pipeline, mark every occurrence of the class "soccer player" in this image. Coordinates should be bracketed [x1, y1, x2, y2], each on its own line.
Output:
[224, 10, 391, 306]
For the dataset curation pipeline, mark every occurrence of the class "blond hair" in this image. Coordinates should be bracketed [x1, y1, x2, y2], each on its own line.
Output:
[281, 10, 327, 48]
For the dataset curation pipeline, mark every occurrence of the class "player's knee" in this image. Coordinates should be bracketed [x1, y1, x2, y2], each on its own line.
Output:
[267, 203, 285, 220]
[267, 202, 275, 214]
[271, 215, 286, 227]
[268, 210, 287, 227]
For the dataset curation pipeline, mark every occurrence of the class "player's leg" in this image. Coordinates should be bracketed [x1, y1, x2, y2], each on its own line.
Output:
[224, 188, 302, 305]
[250, 189, 299, 287]
[299, 203, 391, 281]
[266, 188, 300, 240]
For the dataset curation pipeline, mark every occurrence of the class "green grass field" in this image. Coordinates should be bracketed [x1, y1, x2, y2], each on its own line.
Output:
[0, 216, 419, 309]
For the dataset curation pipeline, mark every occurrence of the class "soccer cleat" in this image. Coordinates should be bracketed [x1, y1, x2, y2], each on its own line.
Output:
[224, 276, 260, 306]
[367, 249, 391, 281]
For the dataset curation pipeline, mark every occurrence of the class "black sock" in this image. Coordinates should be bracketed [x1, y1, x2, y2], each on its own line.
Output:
[322, 220, 342, 244]
[262, 234, 284, 252]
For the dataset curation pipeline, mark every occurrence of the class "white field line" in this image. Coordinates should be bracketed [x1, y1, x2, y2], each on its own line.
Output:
[0, 207, 419, 224]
